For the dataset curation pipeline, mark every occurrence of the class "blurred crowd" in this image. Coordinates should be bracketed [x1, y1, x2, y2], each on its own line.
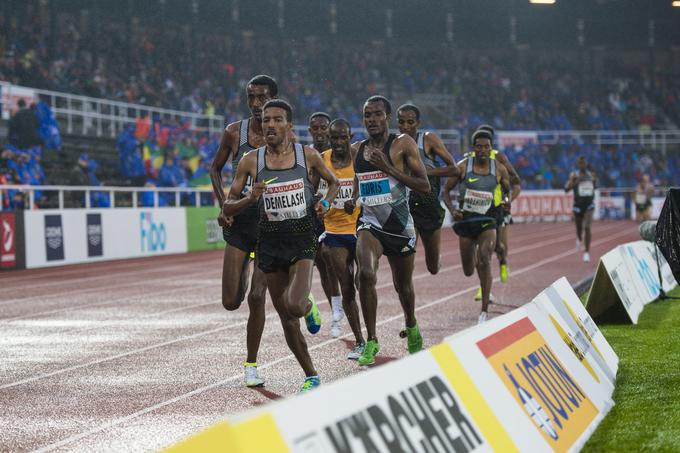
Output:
[1, 2, 680, 204]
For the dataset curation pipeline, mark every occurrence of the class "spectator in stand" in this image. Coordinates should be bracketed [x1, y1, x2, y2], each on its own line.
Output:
[67, 153, 109, 207]
[8, 99, 42, 150]
[158, 153, 186, 205]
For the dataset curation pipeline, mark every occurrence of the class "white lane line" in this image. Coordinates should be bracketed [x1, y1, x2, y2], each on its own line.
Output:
[6, 223, 627, 388]
[30, 226, 635, 453]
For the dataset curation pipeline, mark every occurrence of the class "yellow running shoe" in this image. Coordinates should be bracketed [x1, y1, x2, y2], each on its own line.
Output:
[474, 287, 482, 301]
[500, 264, 509, 283]
[249, 251, 255, 259]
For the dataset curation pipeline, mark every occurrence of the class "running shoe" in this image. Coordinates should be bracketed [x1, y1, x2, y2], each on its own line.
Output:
[358, 340, 380, 366]
[330, 296, 344, 323]
[244, 362, 265, 388]
[406, 324, 423, 354]
[347, 342, 365, 360]
[304, 293, 321, 334]
[298, 376, 320, 394]
[478, 311, 489, 324]
[474, 288, 495, 303]
[249, 251, 255, 259]
[500, 264, 509, 283]
[583, 252, 591, 263]
[330, 320, 342, 338]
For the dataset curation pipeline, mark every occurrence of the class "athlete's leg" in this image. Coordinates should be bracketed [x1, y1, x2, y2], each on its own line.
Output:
[476, 229, 496, 312]
[315, 244, 340, 304]
[356, 230, 384, 341]
[327, 246, 364, 344]
[459, 235, 476, 277]
[387, 253, 417, 329]
[419, 228, 442, 275]
[583, 209, 594, 252]
[496, 225, 508, 264]
[266, 262, 317, 377]
[245, 260, 267, 363]
[221, 245, 250, 310]
[574, 214, 584, 243]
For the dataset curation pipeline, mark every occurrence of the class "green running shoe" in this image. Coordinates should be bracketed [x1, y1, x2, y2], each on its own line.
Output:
[358, 340, 380, 366]
[304, 293, 321, 334]
[474, 287, 482, 301]
[500, 263, 509, 283]
[298, 376, 320, 394]
[406, 324, 423, 353]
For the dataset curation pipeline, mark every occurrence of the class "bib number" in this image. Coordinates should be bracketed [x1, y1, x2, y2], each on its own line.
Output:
[578, 181, 594, 197]
[636, 193, 647, 204]
[358, 171, 392, 206]
[262, 179, 307, 221]
[463, 189, 493, 214]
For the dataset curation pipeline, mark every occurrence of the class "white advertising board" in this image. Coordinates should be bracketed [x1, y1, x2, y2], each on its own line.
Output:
[24, 208, 187, 268]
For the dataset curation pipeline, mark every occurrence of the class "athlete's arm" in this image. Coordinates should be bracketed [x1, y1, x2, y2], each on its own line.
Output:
[305, 147, 339, 217]
[496, 151, 521, 201]
[442, 161, 465, 217]
[367, 134, 430, 193]
[344, 142, 360, 214]
[425, 132, 458, 177]
[210, 123, 238, 225]
[564, 172, 577, 192]
[497, 163, 511, 207]
[222, 153, 260, 217]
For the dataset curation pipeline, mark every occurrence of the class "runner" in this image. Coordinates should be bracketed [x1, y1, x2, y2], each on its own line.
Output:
[319, 118, 365, 356]
[397, 104, 458, 275]
[307, 112, 343, 335]
[635, 174, 654, 223]
[223, 100, 339, 393]
[472, 125, 522, 304]
[442, 129, 511, 324]
[210, 74, 276, 387]
[345, 95, 430, 366]
[564, 156, 597, 262]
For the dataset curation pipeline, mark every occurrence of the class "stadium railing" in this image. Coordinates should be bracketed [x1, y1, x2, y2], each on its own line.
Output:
[0, 184, 215, 210]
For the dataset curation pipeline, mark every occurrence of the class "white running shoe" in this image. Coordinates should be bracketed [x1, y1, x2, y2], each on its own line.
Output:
[576, 239, 581, 251]
[244, 363, 265, 387]
[330, 320, 342, 338]
[478, 311, 489, 324]
[583, 252, 591, 263]
[347, 342, 365, 360]
[330, 296, 344, 323]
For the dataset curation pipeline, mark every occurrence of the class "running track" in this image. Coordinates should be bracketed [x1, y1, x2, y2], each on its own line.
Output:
[0, 221, 638, 452]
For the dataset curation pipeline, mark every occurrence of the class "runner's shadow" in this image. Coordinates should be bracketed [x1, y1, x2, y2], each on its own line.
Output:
[340, 339, 355, 350]
[252, 387, 282, 401]
[373, 355, 399, 366]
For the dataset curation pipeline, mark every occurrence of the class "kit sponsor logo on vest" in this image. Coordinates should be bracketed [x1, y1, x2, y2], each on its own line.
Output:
[477, 317, 597, 452]
[298, 375, 484, 453]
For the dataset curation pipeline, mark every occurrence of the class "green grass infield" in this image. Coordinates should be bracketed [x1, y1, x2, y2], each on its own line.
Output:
[582, 287, 680, 452]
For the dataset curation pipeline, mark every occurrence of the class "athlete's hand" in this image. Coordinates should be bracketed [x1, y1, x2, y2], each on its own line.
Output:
[249, 182, 266, 202]
[344, 199, 356, 214]
[453, 209, 464, 221]
[367, 149, 391, 173]
[217, 211, 233, 227]
[502, 197, 511, 210]
[315, 200, 329, 219]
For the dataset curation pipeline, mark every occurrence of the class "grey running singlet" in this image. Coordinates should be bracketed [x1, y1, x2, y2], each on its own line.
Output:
[458, 158, 498, 219]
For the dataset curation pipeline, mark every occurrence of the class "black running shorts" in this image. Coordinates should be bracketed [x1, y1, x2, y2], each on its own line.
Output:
[410, 195, 445, 235]
[222, 217, 258, 254]
[257, 232, 317, 274]
[453, 218, 497, 240]
[357, 222, 416, 257]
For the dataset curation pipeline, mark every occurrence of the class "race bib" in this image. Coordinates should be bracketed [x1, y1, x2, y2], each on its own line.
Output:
[317, 179, 329, 197]
[333, 178, 354, 208]
[635, 193, 647, 204]
[462, 189, 493, 214]
[358, 171, 392, 206]
[578, 181, 594, 197]
[262, 178, 307, 221]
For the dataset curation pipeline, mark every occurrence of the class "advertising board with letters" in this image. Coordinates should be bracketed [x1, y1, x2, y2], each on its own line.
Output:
[23, 208, 187, 268]
[0, 212, 17, 268]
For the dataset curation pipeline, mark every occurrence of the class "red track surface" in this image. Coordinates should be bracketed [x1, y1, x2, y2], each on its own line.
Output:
[0, 221, 638, 452]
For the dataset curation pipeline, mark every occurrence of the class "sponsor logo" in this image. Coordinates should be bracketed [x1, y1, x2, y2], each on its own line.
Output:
[625, 245, 659, 298]
[44, 214, 65, 261]
[205, 218, 220, 244]
[477, 317, 597, 452]
[0, 214, 17, 267]
[294, 375, 484, 453]
[140, 212, 167, 253]
[468, 177, 479, 182]
[87, 213, 103, 257]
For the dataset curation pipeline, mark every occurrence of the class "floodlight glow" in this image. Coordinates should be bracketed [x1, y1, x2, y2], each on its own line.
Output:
[673, 0, 680, 7]
[529, 0, 556, 4]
